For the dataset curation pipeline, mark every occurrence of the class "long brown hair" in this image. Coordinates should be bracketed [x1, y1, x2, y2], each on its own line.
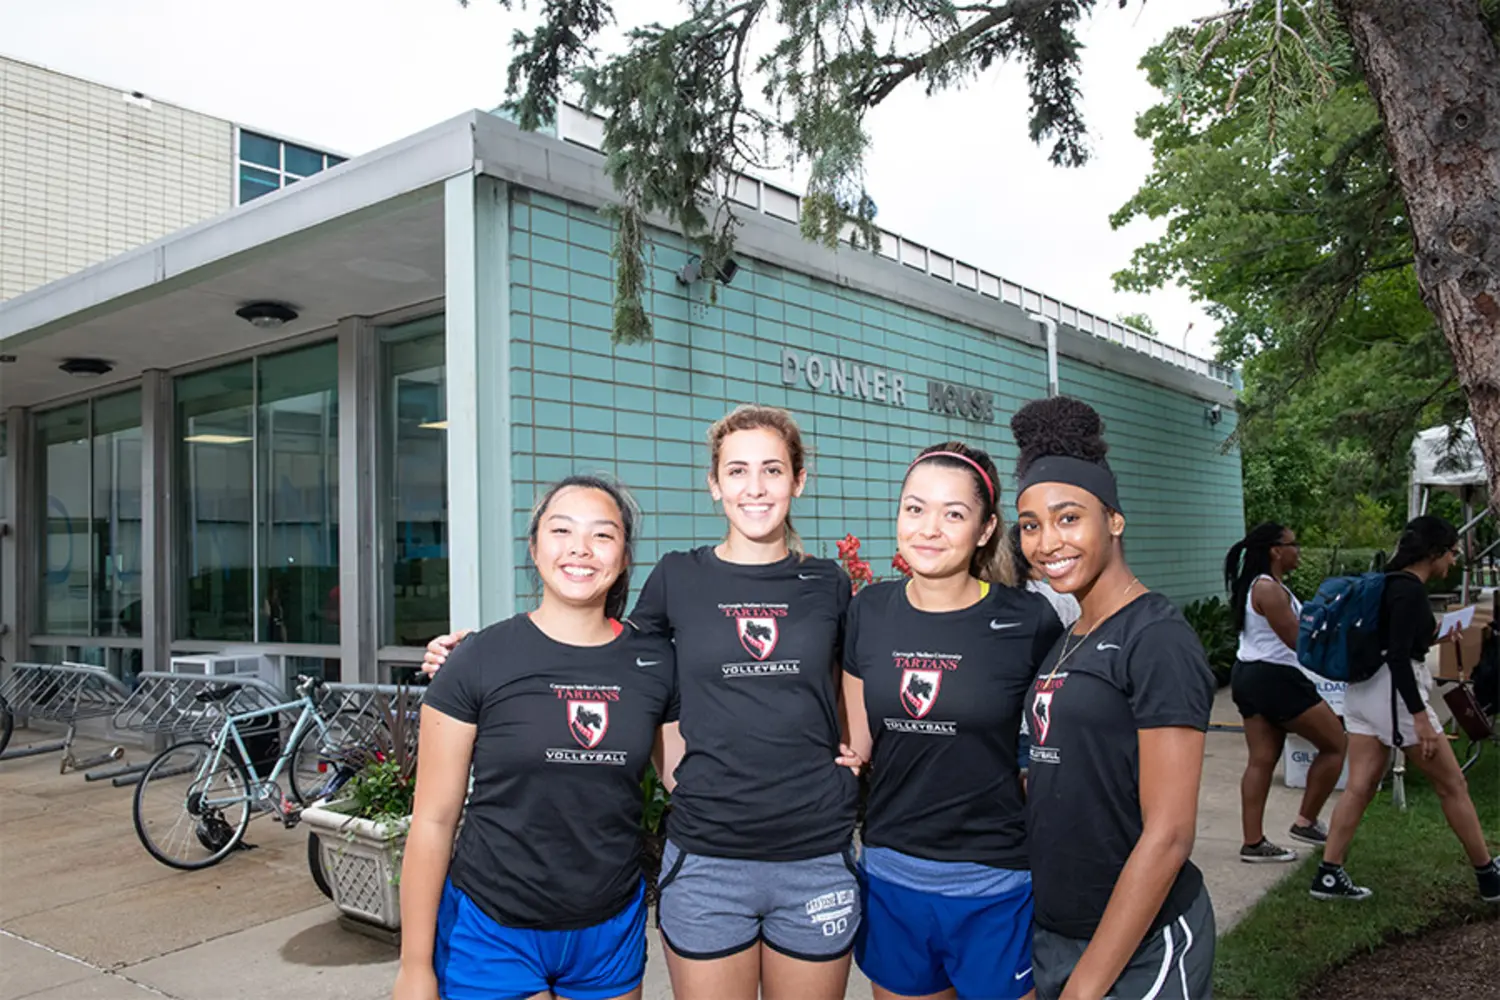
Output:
[707, 404, 808, 556]
[905, 441, 1017, 587]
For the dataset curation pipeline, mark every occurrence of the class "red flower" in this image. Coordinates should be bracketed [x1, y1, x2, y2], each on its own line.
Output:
[892, 553, 912, 578]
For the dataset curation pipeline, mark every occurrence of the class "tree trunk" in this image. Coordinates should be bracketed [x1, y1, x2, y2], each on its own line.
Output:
[1335, 0, 1500, 507]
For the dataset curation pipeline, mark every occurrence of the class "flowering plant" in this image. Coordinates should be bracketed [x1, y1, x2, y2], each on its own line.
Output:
[837, 534, 914, 594]
[836, 534, 875, 594]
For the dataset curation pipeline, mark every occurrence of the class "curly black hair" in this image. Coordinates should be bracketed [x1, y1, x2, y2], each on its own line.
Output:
[1009, 396, 1111, 477]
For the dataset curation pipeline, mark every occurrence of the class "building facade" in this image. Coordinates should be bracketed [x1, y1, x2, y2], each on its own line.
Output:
[0, 107, 1242, 689]
[0, 55, 343, 302]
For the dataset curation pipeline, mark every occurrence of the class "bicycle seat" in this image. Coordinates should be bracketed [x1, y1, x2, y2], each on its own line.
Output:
[194, 686, 237, 704]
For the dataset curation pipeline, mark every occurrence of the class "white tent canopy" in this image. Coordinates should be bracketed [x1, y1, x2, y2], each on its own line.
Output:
[1409, 419, 1487, 521]
[1412, 420, 1486, 489]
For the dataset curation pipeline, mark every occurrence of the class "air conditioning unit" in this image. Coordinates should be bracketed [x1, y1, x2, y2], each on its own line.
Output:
[169, 654, 263, 679]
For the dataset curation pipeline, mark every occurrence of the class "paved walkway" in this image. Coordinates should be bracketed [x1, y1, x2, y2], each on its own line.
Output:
[0, 691, 1314, 1000]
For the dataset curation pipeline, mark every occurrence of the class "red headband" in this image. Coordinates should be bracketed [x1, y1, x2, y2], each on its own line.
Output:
[908, 450, 996, 504]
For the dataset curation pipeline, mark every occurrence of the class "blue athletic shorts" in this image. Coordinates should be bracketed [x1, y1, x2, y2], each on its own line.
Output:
[856, 869, 1034, 999]
[434, 878, 647, 1000]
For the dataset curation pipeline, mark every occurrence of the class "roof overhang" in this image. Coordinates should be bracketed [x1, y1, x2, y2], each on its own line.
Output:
[0, 112, 481, 408]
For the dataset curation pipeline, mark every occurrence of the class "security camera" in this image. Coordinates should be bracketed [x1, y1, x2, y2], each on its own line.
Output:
[1206, 403, 1223, 425]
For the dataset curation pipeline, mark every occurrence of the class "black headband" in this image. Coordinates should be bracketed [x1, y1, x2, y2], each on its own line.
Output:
[1016, 455, 1124, 513]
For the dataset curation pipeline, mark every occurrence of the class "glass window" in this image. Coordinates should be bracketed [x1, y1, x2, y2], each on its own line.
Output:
[1, 421, 9, 637]
[284, 143, 324, 178]
[38, 405, 91, 634]
[240, 131, 281, 169]
[92, 391, 143, 637]
[328, 155, 346, 168]
[382, 317, 449, 646]
[239, 165, 280, 203]
[178, 362, 255, 641]
[258, 343, 339, 645]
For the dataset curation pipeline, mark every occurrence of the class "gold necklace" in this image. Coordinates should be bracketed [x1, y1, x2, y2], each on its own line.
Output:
[1044, 577, 1141, 683]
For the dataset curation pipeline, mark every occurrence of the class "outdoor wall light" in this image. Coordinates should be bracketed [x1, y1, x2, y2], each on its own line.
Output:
[676, 255, 740, 287]
[235, 301, 299, 329]
[59, 357, 113, 377]
[1206, 403, 1223, 426]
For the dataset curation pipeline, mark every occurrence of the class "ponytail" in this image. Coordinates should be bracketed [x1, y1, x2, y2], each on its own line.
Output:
[1224, 522, 1286, 633]
[1387, 515, 1458, 572]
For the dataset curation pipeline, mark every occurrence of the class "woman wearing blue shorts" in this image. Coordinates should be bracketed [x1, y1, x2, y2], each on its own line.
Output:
[396, 476, 676, 1000]
[843, 442, 1063, 1000]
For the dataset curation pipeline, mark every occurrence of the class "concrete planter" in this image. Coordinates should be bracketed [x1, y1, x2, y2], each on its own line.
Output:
[301, 799, 410, 930]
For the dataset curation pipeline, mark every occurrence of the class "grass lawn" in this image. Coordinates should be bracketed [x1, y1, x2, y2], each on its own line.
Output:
[1214, 739, 1499, 999]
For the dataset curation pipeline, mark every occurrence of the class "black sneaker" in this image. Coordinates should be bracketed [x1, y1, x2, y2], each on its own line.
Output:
[1478, 860, 1500, 903]
[1288, 820, 1328, 846]
[1240, 839, 1298, 864]
[1310, 864, 1373, 901]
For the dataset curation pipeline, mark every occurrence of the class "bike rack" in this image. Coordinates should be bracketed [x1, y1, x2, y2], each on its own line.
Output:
[106, 672, 290, 786]
[0, 662, 133, 773]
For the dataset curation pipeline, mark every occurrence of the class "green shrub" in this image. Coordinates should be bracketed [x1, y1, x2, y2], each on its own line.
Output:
[1183, 596, 1237, 688]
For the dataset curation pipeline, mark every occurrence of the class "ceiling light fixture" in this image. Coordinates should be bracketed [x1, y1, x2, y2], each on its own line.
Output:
[184, 434, 252, 445]
[418, 420, 449, 430]
[235, 301, 299, 329]
[59, 358, 113, 377]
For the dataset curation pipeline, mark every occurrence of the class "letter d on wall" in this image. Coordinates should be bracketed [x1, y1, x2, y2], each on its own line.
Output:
[781, 348, 801, 385]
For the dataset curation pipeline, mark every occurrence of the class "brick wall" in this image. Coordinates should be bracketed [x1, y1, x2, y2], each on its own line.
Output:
[0, 57, 233, 301]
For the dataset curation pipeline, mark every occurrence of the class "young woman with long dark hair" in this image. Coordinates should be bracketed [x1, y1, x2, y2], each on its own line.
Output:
[396, 476, 676, 1000]
[1224, 522, 1347, 863]
[1011, 397, 1216, 1000]
[422, 405, 860, 1000]
[1313, 515, 1500, 903]
[842, 442, 1063, 1000]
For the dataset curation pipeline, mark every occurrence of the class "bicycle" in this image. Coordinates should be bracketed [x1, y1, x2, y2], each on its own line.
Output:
[132, 674, 381, 870]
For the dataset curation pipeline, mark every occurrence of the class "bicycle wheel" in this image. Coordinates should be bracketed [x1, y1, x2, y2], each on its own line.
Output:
[0, 693, 13, 757]
[133, 740, 252, 870]
[288, 710, 386, 805]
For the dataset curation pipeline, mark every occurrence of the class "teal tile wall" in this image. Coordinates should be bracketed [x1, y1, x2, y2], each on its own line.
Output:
[505, 188, 1242, 608]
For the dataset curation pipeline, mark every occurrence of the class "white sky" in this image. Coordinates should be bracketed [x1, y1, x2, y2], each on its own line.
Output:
[0, 0, 1223, 358]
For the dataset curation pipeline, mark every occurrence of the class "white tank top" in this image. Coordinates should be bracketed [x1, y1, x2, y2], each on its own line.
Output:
[1236, 574, 1302, 667]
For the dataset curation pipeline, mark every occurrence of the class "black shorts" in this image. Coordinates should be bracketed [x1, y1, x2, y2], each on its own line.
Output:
[1231, 659, 1322, 725]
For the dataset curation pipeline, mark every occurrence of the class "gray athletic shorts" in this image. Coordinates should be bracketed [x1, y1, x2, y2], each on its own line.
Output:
[656, 839, 861, 961]
[1033, 885, 1215, 1000]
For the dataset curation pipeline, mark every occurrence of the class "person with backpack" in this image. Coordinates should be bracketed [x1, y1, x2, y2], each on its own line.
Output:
[1309, 515, 1500, 903]
[1011, 396, 1217, 1000]
[1224, 523, 1347, 863]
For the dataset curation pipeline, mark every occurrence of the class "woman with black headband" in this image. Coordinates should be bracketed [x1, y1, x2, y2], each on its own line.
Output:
[1010, 397, 1216, 1000]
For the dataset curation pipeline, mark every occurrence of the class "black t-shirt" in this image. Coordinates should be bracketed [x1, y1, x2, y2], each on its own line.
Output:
[632, 546, 856, 860]
[845, 580, 1063, 867]
[1026, 592, 1215, 939]
[1381, 571, 1435, 715]
[423, 614, 677, 930]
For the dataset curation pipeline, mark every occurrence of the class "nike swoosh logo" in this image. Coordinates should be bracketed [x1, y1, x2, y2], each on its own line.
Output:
[635, 658, 660, 667]
[990, 620, 1020, 630]
[798, 573, 820, 580]
[1097, 642, 1121, 651]
[1015, 966, 1032, 981]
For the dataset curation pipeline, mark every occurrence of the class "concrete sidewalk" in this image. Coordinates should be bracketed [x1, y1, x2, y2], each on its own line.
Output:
[1, 693, 1314, 1000]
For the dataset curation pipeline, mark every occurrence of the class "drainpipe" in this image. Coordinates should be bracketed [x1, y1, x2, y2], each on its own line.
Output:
[1028, 313, 1059, 396]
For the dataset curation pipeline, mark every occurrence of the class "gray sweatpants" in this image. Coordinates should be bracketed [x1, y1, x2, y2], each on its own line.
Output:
[1033, 885, 1215, 1000]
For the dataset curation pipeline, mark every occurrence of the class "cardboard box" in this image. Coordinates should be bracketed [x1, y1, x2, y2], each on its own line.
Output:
[1436, 602, 1493, 680]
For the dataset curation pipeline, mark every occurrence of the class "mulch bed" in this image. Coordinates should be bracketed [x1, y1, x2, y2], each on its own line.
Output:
[1303, 917, 1500, 999]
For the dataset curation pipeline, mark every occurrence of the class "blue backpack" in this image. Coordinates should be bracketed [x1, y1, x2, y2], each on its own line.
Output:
[1297, 573, 1387, 682]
